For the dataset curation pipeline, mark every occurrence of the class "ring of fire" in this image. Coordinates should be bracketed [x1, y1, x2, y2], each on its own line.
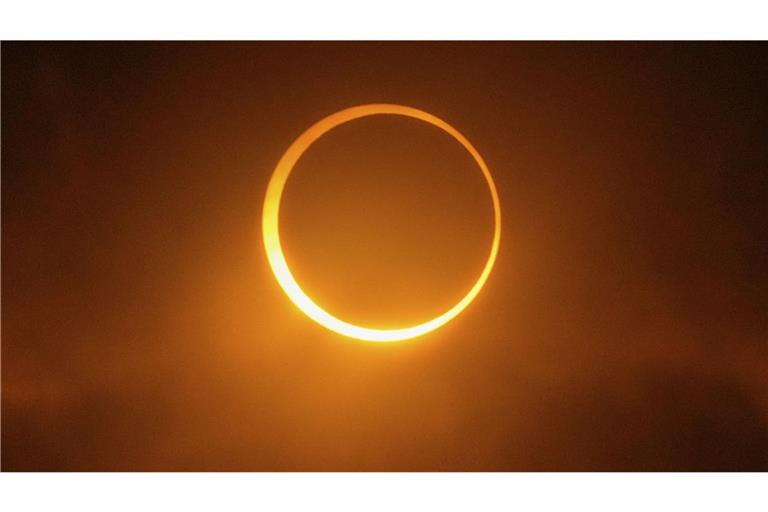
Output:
[262, 104, 501, 342]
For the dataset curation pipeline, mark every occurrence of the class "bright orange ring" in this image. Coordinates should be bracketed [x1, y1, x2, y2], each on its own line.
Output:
[262, 104, 501, 342]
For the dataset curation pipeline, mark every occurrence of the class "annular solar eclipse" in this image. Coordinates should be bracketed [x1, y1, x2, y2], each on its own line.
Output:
[262, 104, 501, 342]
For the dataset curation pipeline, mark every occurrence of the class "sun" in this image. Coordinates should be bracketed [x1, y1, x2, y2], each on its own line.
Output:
[262, 104, 501, 342]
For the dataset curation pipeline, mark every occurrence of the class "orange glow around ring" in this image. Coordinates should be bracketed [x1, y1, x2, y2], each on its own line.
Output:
[262, 104, 501, 342]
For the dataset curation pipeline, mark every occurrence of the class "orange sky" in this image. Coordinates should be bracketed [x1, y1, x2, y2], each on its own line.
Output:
[2, 42, 767, 470]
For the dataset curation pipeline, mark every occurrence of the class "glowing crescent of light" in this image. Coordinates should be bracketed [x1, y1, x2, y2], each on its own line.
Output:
[262, 104, 501, 342]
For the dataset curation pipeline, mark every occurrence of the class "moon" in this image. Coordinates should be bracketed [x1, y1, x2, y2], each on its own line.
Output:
[262, 104, 501, 342]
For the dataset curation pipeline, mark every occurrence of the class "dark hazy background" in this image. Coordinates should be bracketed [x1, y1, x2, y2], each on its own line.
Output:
[2, 42, 767, 471]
